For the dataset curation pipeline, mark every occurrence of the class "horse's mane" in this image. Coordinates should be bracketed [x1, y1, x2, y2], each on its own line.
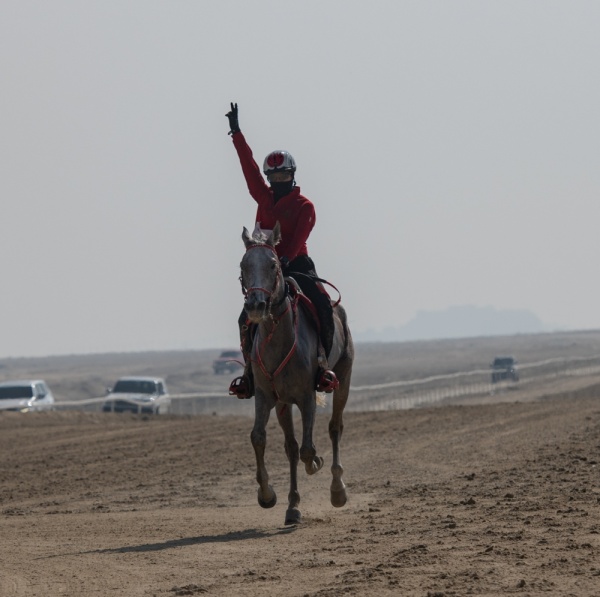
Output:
[247, 223, 280, 248]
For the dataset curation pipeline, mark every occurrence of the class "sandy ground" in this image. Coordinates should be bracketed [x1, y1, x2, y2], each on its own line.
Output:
[1, 376, 599, 596]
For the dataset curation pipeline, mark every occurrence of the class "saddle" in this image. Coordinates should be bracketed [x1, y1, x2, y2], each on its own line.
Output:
[285, 276, 322, 332]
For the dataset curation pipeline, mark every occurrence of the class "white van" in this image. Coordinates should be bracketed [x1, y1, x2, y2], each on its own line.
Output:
[0, 380, 55, 412]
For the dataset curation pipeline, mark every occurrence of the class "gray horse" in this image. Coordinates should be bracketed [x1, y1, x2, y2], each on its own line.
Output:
[240, 223, 354, 525]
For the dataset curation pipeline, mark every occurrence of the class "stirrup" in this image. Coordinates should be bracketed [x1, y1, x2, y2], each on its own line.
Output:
[316, 369, 339, 393]
[229, 375, 253, 399]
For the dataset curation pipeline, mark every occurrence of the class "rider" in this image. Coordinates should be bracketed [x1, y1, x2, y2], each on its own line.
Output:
[225, 102, 337, 399]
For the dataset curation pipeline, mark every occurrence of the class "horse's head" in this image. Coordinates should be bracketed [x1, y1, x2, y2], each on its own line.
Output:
[240, 222, 284, 323]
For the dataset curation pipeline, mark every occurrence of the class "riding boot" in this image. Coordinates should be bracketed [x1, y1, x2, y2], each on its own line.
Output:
[314, 294, 339, 393]
[229, 363, 254, 399]
[229, 317, 255, 399]
[316, 343, 339, 393]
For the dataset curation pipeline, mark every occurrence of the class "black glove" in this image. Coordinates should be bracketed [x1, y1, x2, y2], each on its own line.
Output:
[280, 256, 290, 272]
[226, 102, 240, 135]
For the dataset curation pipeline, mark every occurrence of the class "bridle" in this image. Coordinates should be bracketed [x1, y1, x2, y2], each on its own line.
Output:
[239, 243, 285, 310]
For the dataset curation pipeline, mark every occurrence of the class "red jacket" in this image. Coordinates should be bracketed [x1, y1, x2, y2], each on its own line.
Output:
[232, 132, 315, 261]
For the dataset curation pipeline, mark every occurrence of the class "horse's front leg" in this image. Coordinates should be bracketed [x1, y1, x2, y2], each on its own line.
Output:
[299, 392, 324, 476]
[275, 401, 301, 525]
[251, 394, 277, 509]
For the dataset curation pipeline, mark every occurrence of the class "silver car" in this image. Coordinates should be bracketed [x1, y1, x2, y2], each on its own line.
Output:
[0, 380, 55, 412]
[102, 376, 170, 414]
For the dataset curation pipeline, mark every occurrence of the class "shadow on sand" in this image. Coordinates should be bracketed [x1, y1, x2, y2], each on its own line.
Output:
[36, 527, 297, 559]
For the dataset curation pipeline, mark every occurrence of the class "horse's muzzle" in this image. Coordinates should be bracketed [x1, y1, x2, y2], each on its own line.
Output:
[244, 295, 270, 323]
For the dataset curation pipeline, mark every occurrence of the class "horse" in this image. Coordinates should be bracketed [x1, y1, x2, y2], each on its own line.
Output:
[239, 222, 354, 525]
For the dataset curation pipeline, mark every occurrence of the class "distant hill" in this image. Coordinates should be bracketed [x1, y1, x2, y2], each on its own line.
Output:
[355, 305, 555, 343]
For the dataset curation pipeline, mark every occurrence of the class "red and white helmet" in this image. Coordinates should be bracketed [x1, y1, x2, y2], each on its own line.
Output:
[263, 150, 296, 175]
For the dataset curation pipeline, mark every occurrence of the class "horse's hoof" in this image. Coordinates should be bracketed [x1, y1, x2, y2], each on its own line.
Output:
[331, 482, 347, 508]
[285, 507, 302, 525]
[306, 456, 324, 476]
[257, 486, 277, 509]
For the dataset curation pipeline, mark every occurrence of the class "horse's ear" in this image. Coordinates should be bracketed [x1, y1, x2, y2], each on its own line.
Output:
[242, 227, 253, 248]
[268, 221, 281, 247]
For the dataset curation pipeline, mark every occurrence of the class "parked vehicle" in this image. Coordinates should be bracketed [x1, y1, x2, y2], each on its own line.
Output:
[212, 350, 244, 374]
[0, 380, 55, 412]
[490, 357, 519, 383]
[102, 376, 170, 414]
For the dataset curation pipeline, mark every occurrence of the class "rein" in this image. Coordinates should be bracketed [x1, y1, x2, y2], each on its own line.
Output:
[292, 272, 343, 308]
[254, 293, 299, 401]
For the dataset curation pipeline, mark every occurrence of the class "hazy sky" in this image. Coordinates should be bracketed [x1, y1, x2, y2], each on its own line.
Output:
[1, 1, 599, 358]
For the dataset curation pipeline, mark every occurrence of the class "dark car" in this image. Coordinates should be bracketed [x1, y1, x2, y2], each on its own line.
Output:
[213, 350, 244, 374]
[490, 357, 519, 383]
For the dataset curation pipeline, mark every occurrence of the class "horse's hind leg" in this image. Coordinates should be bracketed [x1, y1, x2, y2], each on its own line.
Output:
[330, 355, 352, 508]
[251, 397, 277, 509]
[276, 402, 302, 525]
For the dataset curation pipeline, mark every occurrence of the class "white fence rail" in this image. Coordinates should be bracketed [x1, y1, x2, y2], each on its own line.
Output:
[347, 355, 600, 412]
[51, 354, 600, 415]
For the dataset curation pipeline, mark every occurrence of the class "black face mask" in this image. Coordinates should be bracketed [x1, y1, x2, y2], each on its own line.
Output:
[271, 180, 295, 202]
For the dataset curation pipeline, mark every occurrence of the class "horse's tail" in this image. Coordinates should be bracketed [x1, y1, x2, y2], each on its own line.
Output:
[334, 302, 352, 353]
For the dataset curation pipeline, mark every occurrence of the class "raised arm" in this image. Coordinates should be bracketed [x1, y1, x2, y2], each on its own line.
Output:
[226, 102, 271, 205]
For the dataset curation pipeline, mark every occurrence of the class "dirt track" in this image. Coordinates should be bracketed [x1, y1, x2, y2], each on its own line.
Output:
[1, 382, 599, 596]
